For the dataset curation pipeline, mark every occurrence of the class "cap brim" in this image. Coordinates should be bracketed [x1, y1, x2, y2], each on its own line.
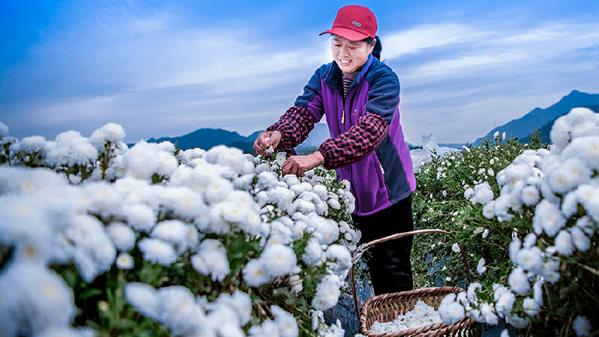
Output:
[319, 27, 370, 42]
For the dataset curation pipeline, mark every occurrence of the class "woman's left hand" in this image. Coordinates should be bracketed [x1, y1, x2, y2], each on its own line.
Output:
[282, 151, 325, 177]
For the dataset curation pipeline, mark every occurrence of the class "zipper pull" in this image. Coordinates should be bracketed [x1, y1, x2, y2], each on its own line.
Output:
[341, 109, 345, 124]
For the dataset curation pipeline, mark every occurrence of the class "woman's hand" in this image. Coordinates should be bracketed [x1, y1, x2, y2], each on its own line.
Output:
[253, 131, 282, 155]
[282, 151, 325, 177]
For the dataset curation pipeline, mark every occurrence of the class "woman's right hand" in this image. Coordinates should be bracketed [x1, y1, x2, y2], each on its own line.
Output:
[253, 130, 282, 155]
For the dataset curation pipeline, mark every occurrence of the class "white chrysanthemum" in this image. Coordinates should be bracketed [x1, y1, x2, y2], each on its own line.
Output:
[156, 151, 179, 177]
[472, 183, 494, 205]
[290, 198, 316, 214]
[215, 290, 252, 326]
[480, 303, 498, 325]
[191, 239, 230, 281]
[122, 141, 175, 180]
[0, 194, 53, 263]
[45, 131, 98, 167]
[269, 220, 293, 245]
[0, 263, 75, 336]
[158, 186, 207, 221]
[310, 215, 339, 245]
[572, 315, 591, 337]
[562, 136, 599, 170]
[546, 158, 591, 193]
[464, 187, 475, 200]
[151, 220, 190, 252]
[438, 294, 465, 325]
[291, 182, 313, 195]
[466, 282, 482, 303]
[482, 201, 496, 219]
[106, 222, 136, 251]
[576, 184, 599, 222]
[0, 166, 67, 196]
[116, 252, 134, 270]
[561, 191, 579, 217]
[522, 297, 540, 317]
[156, 286, 205, 335]
[550, 117, 573, 151]
[508, 233, 521, 263]
[138, 238, 177, 266]
[312, 275, 341, 311]
[451, 243, 461, 253]
[532, 278, 544, 306]
[249, 320, 279, 337]
[242, 259, 270, 287]
[326, 244, 352, 276]
[570, 227, 591, 252]
[554, 230, 574, 256]
[532, 200, 566, 237]
[508, 267, 530, 295]
[120, 203, 156, 233]
[272, 305, 299, 337]
[257, 171, 280, 190]
[476, 257, 486, 275]
[124, 283, 159, 319]
[12, 135, 47, 156]
[521, 185, 540, 206]
[204, 145, 246, 172]
[89, 123, 126, 150]
[260, 244, 297, 278]
[516, 246, 544, 274]
[65, 215, 117, 282]
[302, 238, 325, 266]
[494, 285, 515, 318]
[204, 178, 234, 204]
[233, 173, 255, 190]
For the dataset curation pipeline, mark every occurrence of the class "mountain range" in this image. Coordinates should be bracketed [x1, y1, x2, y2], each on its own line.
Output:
[473, 90, 599, 145]
[148, 90, 598, 152]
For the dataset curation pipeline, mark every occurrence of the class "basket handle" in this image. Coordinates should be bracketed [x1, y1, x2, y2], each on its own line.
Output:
[349, 229, 462, 315]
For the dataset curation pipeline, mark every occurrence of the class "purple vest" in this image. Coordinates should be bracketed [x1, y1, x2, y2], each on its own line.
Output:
[300, 55, 416, 216]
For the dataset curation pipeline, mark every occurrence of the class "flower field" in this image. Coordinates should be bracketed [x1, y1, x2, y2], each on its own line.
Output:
[412, 108, 598, 336]
[0, 122, 360, 337]
[1, 107, 598, 337]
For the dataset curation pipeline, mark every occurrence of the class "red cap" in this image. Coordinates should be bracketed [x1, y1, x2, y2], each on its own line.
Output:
[319, 5, 377, 41]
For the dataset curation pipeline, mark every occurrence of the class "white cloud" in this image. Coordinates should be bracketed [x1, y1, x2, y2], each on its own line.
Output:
[383, 23, 488, 59]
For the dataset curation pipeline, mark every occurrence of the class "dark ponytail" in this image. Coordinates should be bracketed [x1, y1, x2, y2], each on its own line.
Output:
[364, 35, 382, 60]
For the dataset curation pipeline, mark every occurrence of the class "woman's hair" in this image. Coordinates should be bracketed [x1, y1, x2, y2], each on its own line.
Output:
[364, 35, 382, 60]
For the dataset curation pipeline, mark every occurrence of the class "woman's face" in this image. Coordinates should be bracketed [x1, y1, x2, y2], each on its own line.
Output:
[331, 35, 374, 73]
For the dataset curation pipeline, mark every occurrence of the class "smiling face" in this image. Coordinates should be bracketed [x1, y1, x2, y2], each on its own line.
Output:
[331, 35, 375, 74]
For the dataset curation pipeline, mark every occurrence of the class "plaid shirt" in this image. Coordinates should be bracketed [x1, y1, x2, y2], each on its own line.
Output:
[267, 105, 389, 169]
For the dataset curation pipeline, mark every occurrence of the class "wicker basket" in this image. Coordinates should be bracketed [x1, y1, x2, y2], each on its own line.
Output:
[349, 229, 479, 337]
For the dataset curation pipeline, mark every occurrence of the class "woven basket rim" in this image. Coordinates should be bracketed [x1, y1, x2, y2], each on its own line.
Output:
[359, 286, 476, 337]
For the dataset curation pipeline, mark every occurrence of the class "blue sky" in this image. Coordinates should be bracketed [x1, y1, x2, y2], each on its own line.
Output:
[1, 0, 598, 144]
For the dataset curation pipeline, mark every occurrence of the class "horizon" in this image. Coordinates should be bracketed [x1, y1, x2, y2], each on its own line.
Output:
[1, 0, 598, 144]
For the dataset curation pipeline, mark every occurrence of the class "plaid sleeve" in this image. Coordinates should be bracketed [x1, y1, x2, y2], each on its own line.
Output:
[318, 113, 389, 169]
[266, 105, 317, 150]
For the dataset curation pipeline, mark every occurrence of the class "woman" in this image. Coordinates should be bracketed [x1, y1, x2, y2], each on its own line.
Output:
[253, 5, 416, 295]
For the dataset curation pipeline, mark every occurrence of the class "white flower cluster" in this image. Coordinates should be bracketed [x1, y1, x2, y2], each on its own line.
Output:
[368, 300, 442, 334]
[453, 108, 599, 333]
[0, 122, 361, 336]
[125, 283, 261, 337]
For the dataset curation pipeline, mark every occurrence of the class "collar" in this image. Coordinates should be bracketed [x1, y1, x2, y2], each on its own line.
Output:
[325, 54, 375, 91]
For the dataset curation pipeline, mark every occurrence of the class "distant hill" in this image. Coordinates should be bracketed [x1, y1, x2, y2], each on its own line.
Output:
[519, 104, 599, 144]
[474, 90, 599, 145]
[148, 128, 259, 152]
